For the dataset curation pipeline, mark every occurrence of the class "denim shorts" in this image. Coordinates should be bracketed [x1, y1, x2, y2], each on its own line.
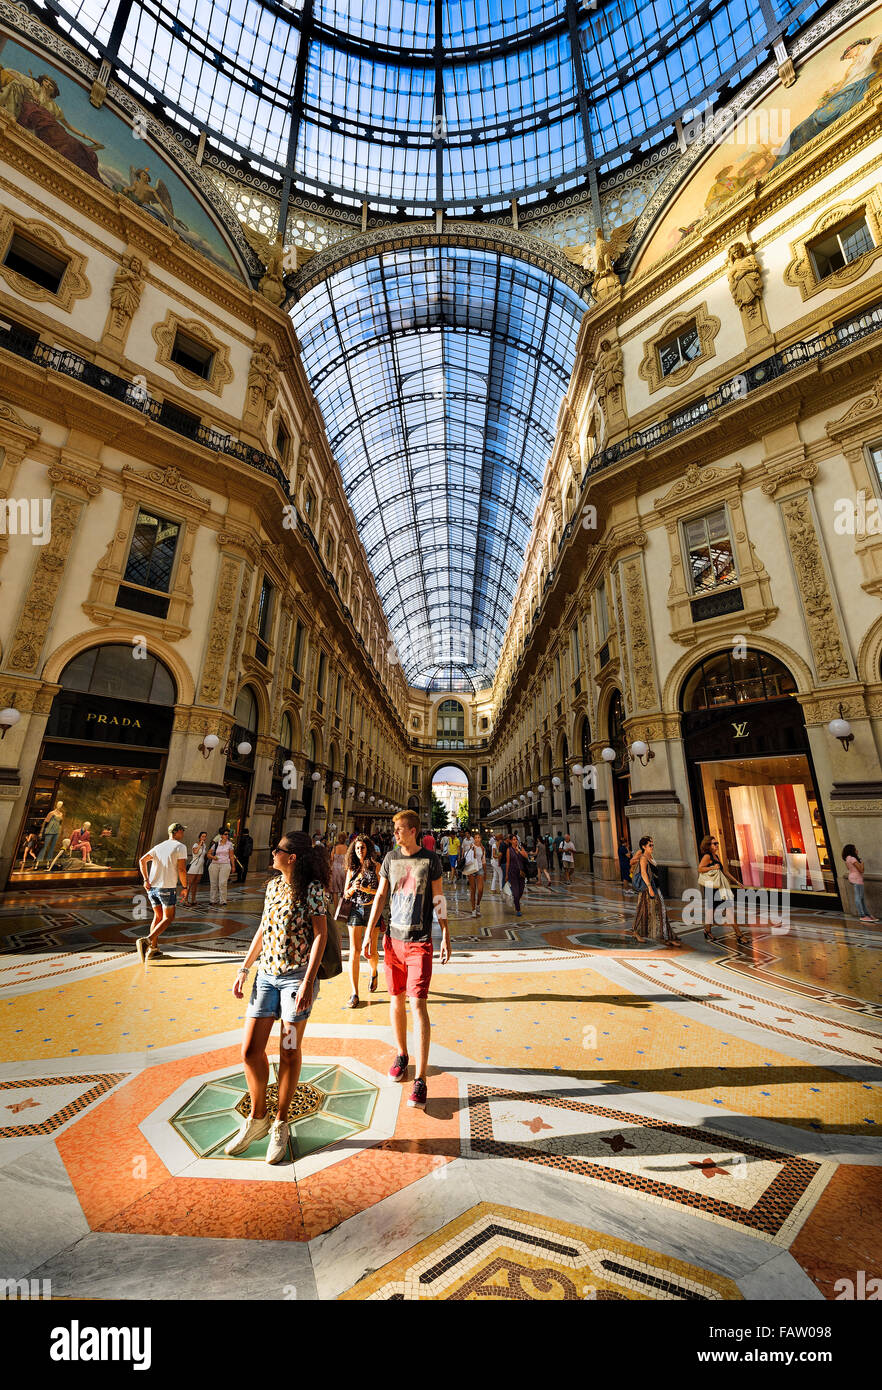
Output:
[147, 887, 177, 907]
[246, 968, 318, 1023]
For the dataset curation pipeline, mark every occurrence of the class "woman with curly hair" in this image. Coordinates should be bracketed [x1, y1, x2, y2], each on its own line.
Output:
[341, 834, 382, 1007]
[227, 831, 328, 1164]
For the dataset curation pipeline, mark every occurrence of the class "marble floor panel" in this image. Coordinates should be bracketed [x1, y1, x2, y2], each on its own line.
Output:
[1, 871, 880, 1300]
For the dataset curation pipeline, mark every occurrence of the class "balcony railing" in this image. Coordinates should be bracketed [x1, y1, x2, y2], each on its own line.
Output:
[588, 302, 882, 477]
[0, 323, 288, 489]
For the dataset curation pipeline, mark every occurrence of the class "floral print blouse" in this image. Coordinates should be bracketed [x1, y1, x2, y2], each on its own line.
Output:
[257, 876, 326, 974]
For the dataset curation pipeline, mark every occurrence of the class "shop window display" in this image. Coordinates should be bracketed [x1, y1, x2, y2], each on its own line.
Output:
[16, 765, 159, 876]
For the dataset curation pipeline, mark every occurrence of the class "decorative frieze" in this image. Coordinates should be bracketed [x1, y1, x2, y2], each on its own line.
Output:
[779, 494, 851, 684]
[5, 493, 82, 673]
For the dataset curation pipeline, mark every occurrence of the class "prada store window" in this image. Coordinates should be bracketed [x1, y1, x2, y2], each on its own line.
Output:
[11, 645, 175, 882]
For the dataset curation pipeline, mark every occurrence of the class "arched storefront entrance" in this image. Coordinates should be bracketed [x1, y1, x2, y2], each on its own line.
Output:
[681, 649, 838, 903]
[11, 644, 176, 886]
[224, 686, 258, 839]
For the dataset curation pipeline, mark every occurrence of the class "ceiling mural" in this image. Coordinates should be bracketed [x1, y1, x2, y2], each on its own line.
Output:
[0, 29, 244, 278]
[633, 3, 882, 274]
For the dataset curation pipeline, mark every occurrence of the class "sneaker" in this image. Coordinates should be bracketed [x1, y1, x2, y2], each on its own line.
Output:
[265, 1120, 290, 1164]
[471, 909, 478, 918]
[408, 1077, 427, 1109]
[136, 936, 148, 964]
[388, 1053, 409, 1082]
[224, 1113, 273, 1155]
[146, 948, 168, 960]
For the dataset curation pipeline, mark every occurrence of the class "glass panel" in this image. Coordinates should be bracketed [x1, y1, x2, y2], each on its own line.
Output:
[123, 511, 180, 593]
[10, 763, 159, 880]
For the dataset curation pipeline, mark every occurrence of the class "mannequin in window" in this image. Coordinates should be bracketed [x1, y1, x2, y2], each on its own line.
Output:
[36, 801, 64, 867]
[69, 822, 93, 865]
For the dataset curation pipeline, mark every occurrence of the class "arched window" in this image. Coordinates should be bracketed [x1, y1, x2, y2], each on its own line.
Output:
[279, 713, 293, 754]
[681, 650, 797, 711]
[437, 699, 465, 739]
[581, 717, 591, 765]
[59, 645, 176, 705]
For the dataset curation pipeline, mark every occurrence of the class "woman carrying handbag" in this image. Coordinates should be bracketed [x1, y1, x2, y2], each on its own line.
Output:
[697, 835, 748, 944]
[463, 832, 486, 918]
[340, 835, 382, 1007]
[632, 835, 680, 946]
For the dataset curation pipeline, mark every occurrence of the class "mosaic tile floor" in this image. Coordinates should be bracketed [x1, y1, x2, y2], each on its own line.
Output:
[1, 872, 880, 1300]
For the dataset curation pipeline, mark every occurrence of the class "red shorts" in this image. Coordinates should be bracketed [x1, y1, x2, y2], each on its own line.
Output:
[383, 934, 433, 998]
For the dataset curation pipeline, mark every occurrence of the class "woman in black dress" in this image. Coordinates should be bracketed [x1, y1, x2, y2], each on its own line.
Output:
[342, 835, 381, 1007]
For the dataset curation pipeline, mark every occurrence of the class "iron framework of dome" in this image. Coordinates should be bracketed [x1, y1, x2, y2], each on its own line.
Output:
[290, 244, 586, 689]
[43, 0, 827, 221]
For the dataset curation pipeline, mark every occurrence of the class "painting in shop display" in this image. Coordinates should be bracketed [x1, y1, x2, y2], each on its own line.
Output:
[0, 31, 242, 278]
[634, 4, 882, 273]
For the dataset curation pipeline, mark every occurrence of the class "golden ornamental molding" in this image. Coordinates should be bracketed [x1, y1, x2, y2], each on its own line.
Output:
[783, 186, 882, 301]
[120, 464, 210, 511]
[760, 460, 819, 498]
[151, 310, 234, 397]
[6, 493, 82, 674]
[198, 553, 240, 706]
[0, 209, 90, 311]
[637, 303, 721, 395]
[826, 372, 882, 440]
[47, 464, 101, 497]
[778, 494, 851, 684]
[654, 461, 744, 515]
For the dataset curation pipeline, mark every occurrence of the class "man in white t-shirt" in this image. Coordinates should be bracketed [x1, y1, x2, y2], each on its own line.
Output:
[137, 823, 189, 962]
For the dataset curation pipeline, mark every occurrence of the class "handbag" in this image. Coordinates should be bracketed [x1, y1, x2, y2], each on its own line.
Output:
[318, 918, 343, 979]
[333, 895, 350, 923]
[462, 848, 480, 876]
[502, 880, 514, 903]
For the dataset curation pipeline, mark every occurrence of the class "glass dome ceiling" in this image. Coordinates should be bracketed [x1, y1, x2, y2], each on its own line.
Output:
[46, 0, 824, 215]
[290, 245, 585, 689]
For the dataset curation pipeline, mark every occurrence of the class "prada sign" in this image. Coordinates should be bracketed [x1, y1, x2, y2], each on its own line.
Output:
[46, 691, 173, 749]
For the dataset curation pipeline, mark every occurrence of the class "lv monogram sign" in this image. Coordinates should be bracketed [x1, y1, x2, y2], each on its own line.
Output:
[732, 721, 749, 739]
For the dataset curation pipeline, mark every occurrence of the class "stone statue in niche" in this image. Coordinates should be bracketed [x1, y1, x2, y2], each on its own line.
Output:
[594, 338, 624, 403]
[727, 242, 764, 308]
[109, 254, 145, 332]
[246, 342, 279, 418]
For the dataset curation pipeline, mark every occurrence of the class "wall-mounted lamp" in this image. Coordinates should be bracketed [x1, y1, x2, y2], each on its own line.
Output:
[571, 763, 583, 776]
[311, 770, 321, 782]
[828, 704, 854, 751]
[537, 783, 546, 794]
[601, 747, 616, 763]
[198, 731, 220, 759]
[629, 738, 655, 767]
[0, 703, 21, 739]
[332, 779, 341, 790]
[347, 786, 355, 798]
[551, 775, 561, 788]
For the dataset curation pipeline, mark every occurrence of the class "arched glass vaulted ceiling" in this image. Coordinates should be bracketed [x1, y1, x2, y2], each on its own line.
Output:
[290, 246, 586, 690]
[47, 0, 826, 216]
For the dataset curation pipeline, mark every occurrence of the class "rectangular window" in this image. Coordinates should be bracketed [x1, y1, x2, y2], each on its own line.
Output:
[123, 510, 180, 592]
[291, 620, 305, 674]
[335, 674, 343, 714]
[411, 764, 419, 788]
[870, 444, 882, 493]
[349, 692, 355, 726]
[275, 418, 290, 462]
[304, 487, 316, 520]
[682, 507, 737, 593]
[555, 653, 562, 697]
[480, 765, 488, 789]
[316, 651, 326, 697]
[158, 400, 201, 438]
[596, 579, 608, 642]
[3, 232, 67, 293]
[170, 329, 214, 380]
[658, 323, 701, 377]
[571, 624, 581, 674]
[809, 215, 874, 280]
[257, 578, 274, 641]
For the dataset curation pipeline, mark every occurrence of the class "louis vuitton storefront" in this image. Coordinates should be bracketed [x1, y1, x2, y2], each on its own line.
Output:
[10, 645, 175, 887]
[681, 650, 839, 905]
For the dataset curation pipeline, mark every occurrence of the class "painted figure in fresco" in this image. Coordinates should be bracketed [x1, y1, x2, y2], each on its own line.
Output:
[122, 167, 186, 229]
[727, 242, 764, 308]
[0, 68, 103, 178]
[772, 35, 882, 165]
[703, 144, 776, 216]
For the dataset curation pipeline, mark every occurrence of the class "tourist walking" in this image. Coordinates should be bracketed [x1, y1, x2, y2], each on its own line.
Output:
[184, 831, 208, 906]
[363, 810, 449, 1109]
[421, 827, 436, 852]
[342, 835, 381, 1006]
[137, 823, 189, 962]
[697, 834, 748, 943]
[228, 832, 328, 1164]
[207, 828, 236, 905]
[561, 832, 576, 883]
[329, 833, 348, 907]
[535, 834, 552, 887]
[235, 826, 254, 883]
[618, 838, 632, 889]
[447, 831, 460, 883]
[504, 832, 528, 916]
[464, 831, 485, 917]
[553, 832, 564, 874]
[489, 833, 504, 892]
[842, 843, 879, 922]
[632, 835, 680, 946]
